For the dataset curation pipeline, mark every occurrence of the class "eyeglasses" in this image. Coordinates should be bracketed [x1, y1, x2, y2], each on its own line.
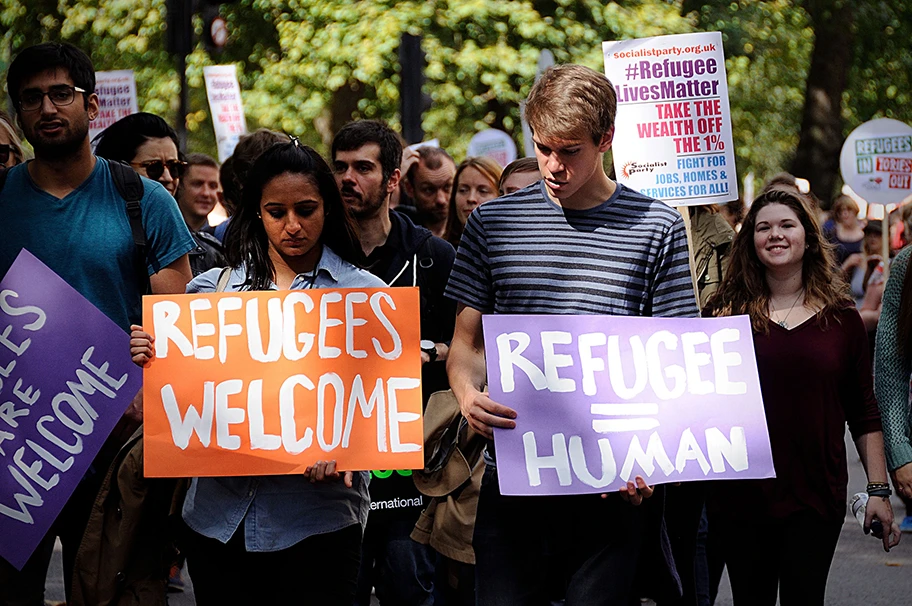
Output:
[0, 144, 12, 165]
[130, 159, 188, 181]
[18, 86, 87, 112]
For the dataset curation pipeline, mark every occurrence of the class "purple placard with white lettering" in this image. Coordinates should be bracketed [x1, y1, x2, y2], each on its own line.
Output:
[482, 314, 774, 496]
[0, 250, 141, 569]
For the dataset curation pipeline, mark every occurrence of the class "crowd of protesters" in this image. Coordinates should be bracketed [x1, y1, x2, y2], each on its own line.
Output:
[1, 40, 911, 606]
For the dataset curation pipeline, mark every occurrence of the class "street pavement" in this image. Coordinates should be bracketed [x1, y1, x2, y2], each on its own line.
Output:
[43, 431, 912, 605]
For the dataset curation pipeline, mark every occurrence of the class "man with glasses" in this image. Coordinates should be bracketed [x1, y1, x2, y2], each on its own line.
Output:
[0, 42, 194, 604]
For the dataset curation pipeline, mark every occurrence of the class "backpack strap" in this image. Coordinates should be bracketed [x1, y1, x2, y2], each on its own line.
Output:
[107, 160, 151, 295]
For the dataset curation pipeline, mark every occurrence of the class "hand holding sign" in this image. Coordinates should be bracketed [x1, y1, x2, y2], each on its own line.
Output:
[460, 388, 516, 440]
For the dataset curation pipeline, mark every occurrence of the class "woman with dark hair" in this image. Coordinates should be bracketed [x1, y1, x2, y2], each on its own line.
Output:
[875, 242, 912, 531]
[130, 140, 384, 604]
[93, 112, 185, 197]
[95, 113, 225, 276]
[704, 188, 899, 605]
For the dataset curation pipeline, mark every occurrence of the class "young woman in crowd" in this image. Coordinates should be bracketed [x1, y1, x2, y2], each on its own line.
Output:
[130, 140, 385, 604]
[443, 156, 501, 247]
[826, 194, 865, 265]
[94, 112, 185, 197]
[498, 156, 540, 195]
[0, 110, 27, 169]
[875, 237, 912, 533]
[704, 187, 899, 605]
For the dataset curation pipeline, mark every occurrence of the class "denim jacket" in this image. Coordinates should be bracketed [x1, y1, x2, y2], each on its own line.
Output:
[181, 246, 386, 551]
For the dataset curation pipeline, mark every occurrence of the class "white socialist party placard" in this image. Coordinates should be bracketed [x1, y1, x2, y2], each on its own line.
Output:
[204, 65, 248, 162]
[89, 70, 139, 142]
[603, 32, 738, 207]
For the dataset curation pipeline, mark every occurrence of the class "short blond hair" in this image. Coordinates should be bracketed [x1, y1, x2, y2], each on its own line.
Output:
[0, 110, 28, 164]
[525, 64, 617, 144]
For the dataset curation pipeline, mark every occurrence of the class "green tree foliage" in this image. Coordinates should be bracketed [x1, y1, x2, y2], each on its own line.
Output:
[687, 0, 912, 201]
[1, 0, 694, 158]
[687, 1, 814, 191]
[3, 0, 909, 199]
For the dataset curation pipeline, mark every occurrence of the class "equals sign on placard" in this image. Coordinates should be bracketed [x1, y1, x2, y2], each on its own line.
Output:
[590, 403, 659, 433]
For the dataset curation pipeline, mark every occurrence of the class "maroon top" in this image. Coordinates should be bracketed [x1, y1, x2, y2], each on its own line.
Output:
[709, 307, 882, 522]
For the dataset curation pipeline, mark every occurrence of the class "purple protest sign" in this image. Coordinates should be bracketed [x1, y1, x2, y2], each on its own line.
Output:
[482, 314, 774, 496]
[0, 250, 141, 570]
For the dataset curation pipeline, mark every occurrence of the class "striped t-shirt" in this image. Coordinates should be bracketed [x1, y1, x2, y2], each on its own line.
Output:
[445, 182, 698, 318]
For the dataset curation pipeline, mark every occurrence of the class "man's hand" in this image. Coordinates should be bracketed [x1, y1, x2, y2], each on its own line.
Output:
[400, 147, 420, 179]
[130, 324, 154, 367]
[421, 342, 450, 365]
[615, 476, 654, 506]
[460, 388, 516, 440]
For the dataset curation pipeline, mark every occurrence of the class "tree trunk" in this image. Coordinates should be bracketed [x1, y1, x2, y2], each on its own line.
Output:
[790, 0, 854, 206]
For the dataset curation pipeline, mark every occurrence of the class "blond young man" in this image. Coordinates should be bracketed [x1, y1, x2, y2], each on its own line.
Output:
[445, 64, 698, 604]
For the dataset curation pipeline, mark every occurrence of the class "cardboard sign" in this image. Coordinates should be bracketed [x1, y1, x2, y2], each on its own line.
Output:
[142, 288, 423, 477]
[0, 251, 141, 570]
[483, 314, 774, 496]
[839, 118, 912, 204]
[603, 32, 739, 206]
[89, 70, 139, 143]
[203, 65, 248, 162]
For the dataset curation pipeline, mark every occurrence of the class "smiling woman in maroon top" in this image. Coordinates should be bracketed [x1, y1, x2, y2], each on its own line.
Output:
[704, 188, 899, 605]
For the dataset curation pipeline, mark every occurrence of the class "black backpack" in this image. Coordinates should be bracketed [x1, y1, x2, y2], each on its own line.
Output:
[0, 160, 151, 293]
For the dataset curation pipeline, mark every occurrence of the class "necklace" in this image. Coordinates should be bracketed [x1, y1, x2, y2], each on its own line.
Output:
[771, 288, 805, 329]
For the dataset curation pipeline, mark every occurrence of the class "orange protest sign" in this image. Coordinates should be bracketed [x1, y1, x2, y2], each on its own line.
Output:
[142, 287, 423, 477]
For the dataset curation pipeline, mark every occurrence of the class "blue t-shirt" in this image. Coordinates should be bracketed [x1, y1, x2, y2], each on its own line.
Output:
[0, 159, 195, 331]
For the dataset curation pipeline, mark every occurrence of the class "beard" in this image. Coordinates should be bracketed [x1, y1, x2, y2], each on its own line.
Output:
[26, 113, 90, 161]
[341, 184, 386, 219]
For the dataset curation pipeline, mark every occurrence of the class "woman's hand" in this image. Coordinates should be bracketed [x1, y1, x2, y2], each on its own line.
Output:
[304, 460, 354, 488]
[891, 463, 912, 500]
[130, 325, 154, 367]
[865, 494, 901, 551]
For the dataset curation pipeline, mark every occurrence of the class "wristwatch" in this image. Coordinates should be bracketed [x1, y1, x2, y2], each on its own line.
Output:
[420, 339, 438, 362]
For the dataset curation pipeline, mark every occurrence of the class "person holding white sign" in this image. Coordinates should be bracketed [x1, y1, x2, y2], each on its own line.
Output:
[131, 139, 385, 604]
[704, 187, 899, 605]
[446, 64, 698, 605]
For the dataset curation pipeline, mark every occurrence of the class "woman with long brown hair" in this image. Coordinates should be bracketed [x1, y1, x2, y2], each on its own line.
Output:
[705, 188, 899, 605]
